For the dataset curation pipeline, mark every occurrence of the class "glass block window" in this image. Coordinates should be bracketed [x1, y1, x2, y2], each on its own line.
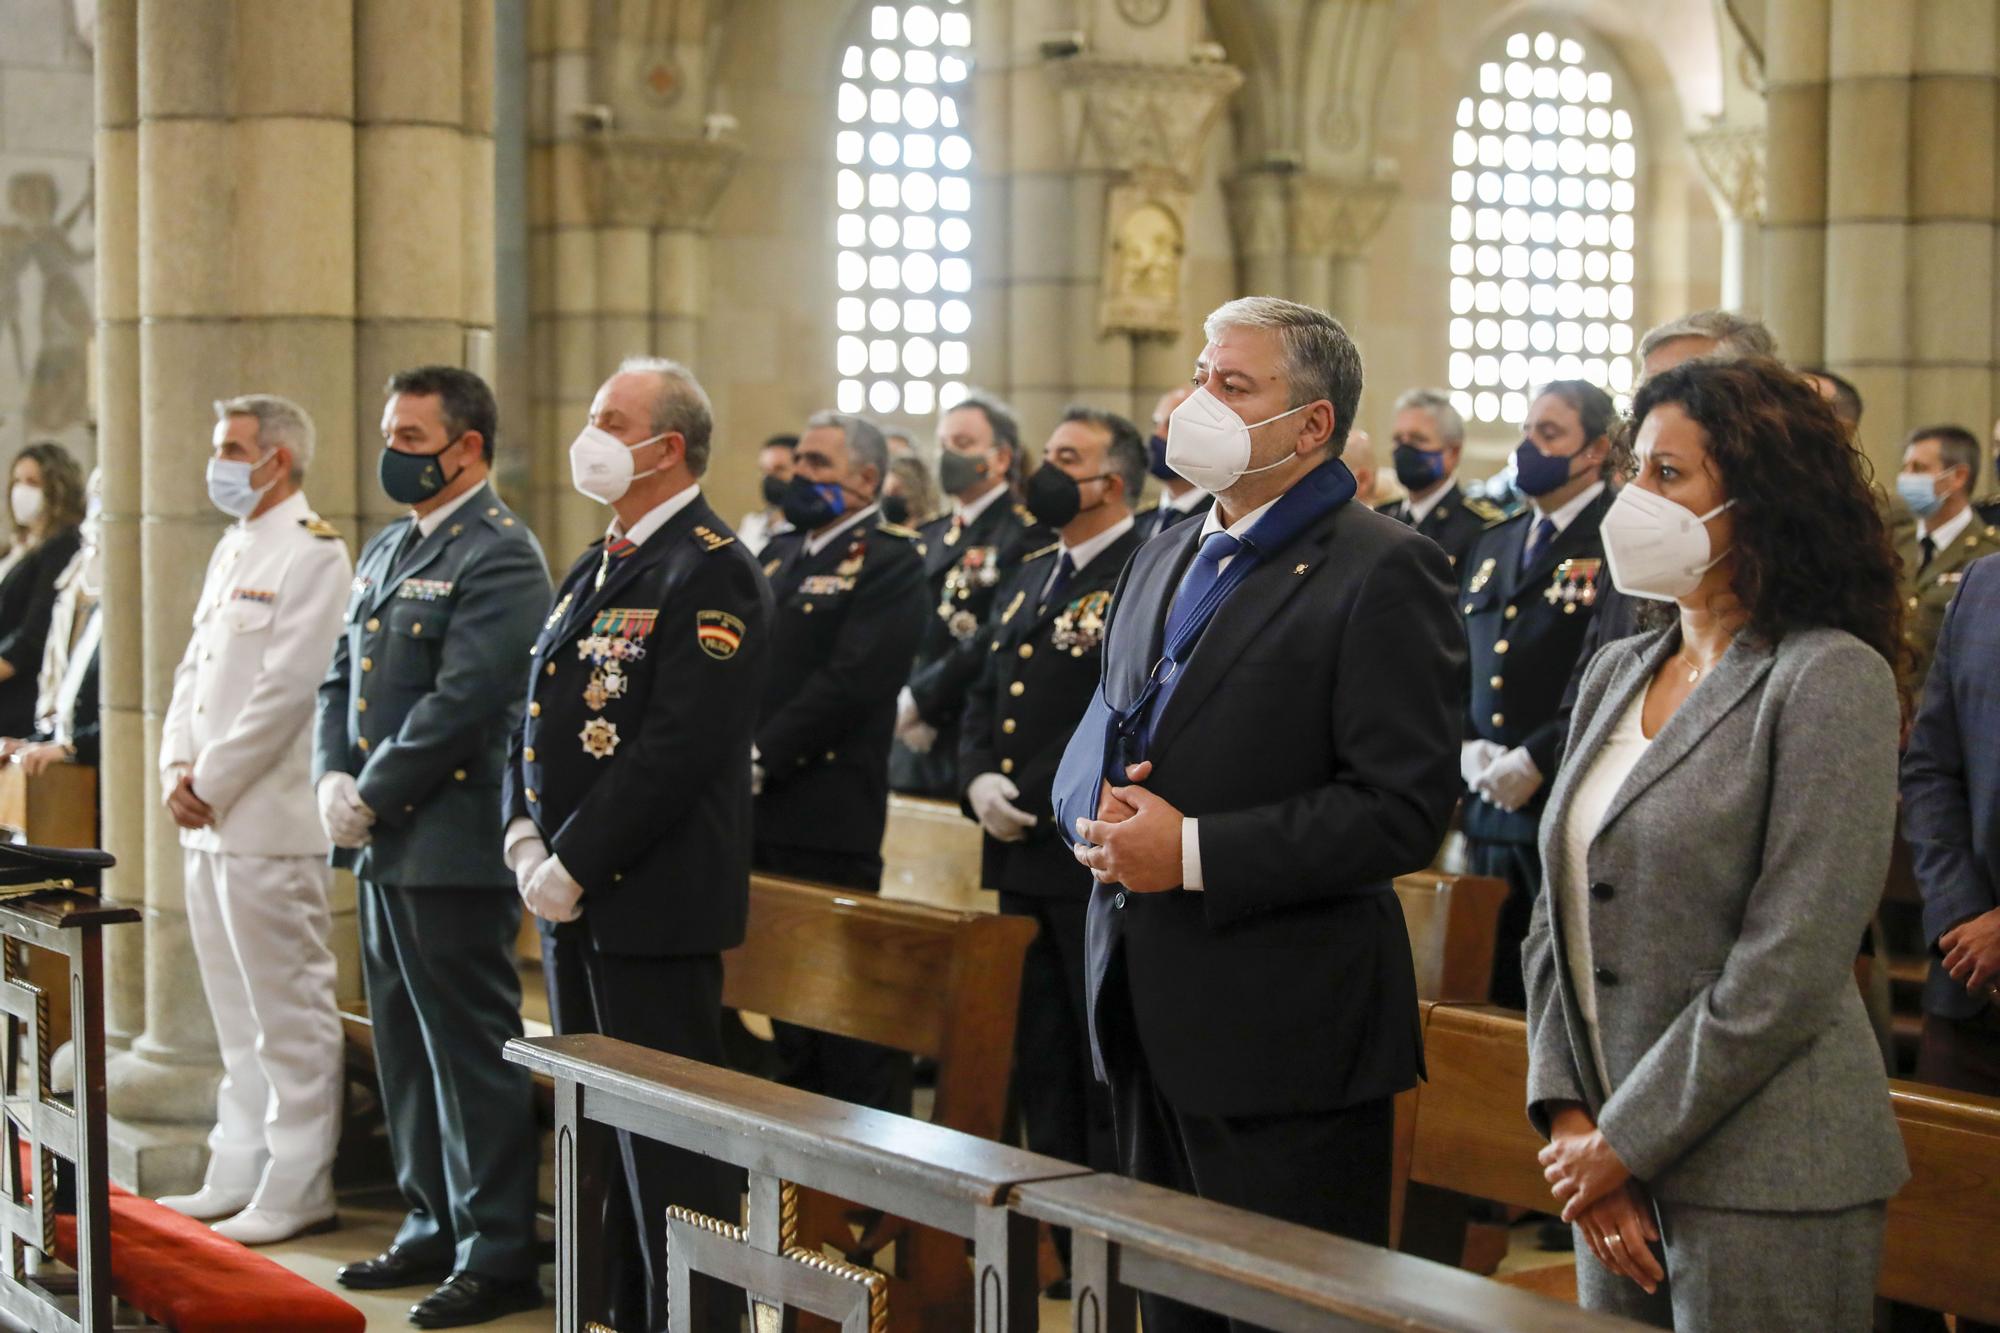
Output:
[833, 3, 973, 421]
[1446, 29, 1638, 426]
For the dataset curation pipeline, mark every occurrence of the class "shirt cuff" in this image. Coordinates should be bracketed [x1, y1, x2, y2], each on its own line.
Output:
[1181, 816, 1203, 892]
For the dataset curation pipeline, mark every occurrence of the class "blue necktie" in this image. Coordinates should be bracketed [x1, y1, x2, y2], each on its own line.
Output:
[1039, 552, 1076, 613]
[1521, 516, 1557, 571]
[1164, 531, 1243, 648]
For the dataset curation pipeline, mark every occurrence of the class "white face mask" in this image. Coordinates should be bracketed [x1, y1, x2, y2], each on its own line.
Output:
[1601, 484, 1736, 602]
[1165, 386, 1312, 494]
[569, 424, 668, 505]
[11, 483, 43, 528]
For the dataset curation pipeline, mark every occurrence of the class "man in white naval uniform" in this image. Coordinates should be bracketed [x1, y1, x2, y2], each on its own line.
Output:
[154, 395, 353, 1245]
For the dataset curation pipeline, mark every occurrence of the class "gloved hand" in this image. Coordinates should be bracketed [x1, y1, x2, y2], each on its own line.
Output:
[522, 854, 584, 923]
[967, 771, 1037, 843]
[1476, 746, 1544, 812]
[1460, 739, 1505, 789]
[895, 686, 937, 754]
[315, 772, 375, 849]
[507, 834, 550, 900]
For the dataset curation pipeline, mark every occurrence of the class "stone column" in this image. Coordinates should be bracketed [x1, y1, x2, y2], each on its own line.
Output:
[1687, 125, 1767, 314]
[1227, 170, 1398, 319]
[1759, 0, 1830, 363]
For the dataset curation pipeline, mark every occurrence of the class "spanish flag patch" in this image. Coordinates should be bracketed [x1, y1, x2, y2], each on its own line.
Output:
[696, 609, 746, 660]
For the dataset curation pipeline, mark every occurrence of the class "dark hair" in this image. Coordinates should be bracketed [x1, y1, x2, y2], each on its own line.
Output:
[950, 391, 1022, 479]
[384, 365, 498, 461]
[1629, 358, 1905, 677]
[1906, 424, 1981, 493]
[761, 433, 800, 453]
[1058, 405, 1147, 502]
[1534, 379, 1620, 479]
[1799, 367, 1863, 429]
[13, 441, 85, 539]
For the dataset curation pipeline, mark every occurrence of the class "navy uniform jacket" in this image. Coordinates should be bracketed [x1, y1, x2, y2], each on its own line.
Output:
[898, 497, 1035, 778]
[504, 493, 773, 957]
[1458, 488, 1613, 846]
[959, 528, 1141, 898]
[1375, 484, 1504, 570]
[755, 516, 928, 860]
[314, 486, 552, 888]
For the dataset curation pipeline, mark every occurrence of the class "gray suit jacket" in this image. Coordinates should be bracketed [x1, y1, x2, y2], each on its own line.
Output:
[1524, 625, 1909, 1211]
[314, 485, 552, 888]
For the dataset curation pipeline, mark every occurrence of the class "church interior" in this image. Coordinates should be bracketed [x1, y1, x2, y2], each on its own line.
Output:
[0, 1, 1997, 1330]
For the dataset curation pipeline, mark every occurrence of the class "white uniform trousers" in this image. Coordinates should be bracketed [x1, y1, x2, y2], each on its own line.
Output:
[182, 849, 343, 1215]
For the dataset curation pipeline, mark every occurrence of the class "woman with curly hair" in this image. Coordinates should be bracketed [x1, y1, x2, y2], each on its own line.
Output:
[1523, 357, 1909, 1331]
[0, 441, 86, 736]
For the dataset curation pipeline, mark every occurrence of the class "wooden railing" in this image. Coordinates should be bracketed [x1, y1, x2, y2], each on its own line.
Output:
[505, 1033, 1646, 1333]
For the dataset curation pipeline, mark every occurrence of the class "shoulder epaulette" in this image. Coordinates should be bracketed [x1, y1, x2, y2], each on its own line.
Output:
[1012, 503, 1035, 525]
[300, 516, 341, 540]
[1465, 497, 1507, 523]
[689, 523, 735, 552]
[478, 502, 521, 531]
[1021, 540, 1062, 563]
[876, 522, 923, 540]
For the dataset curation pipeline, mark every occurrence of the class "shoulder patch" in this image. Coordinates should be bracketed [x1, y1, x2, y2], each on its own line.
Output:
[1022, 540, 1062, 563]
[876, 522, 923, 540]
[300, 516, 341, 540]
[1465, 497, 1507, 522]
[689, 524, 735, 552]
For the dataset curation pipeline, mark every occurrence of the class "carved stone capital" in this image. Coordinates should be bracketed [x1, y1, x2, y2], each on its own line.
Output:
[1687, 124, 1766, 222]
[1227, 170, 1399, 261]
[584, 132, 741, 230]
[1046, 57, 1244, 186]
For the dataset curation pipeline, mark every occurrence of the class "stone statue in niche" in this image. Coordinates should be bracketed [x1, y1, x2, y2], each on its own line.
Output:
[1100, 188, 1186, 337]
[0, 171, 94, 439]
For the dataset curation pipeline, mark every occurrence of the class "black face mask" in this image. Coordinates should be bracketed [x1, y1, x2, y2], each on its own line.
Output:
[1025, 463, 1109, 528]
[1392, 443, 1448, 492]
[380, 435, 466, 506]
[1147, 433, 1177, 481]
[938, 449, 990, 496]
[780, 475, 849, 531]
[761, 473, 790, 508]
[880, 493, 911, 526]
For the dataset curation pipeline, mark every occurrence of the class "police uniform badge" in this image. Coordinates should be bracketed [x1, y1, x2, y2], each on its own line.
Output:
[1545, 558, 1602, 614]
[947, 609, 980, 641]
[836, 535, 867, 579]
[1467, 557, 1497, 594]
[1051, 591, 1112, 656]
[580, 717, 620, 759]
[696, 609, 745, 660]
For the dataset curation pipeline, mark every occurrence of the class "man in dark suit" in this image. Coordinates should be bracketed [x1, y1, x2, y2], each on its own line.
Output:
[503, 357, 772, 1332]
[1055, 298, 1466, 1333]
[959, 407, 1146, 1271]
[891, 393, 1032, 796]
[1376, 388, 1502, 568]
[1135, 384, 1213, 540]
[754, 412, 928, 1109]
[314, 366, 549, 1328]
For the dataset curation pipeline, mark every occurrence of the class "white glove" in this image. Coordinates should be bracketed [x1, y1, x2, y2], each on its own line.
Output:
[967, 772, 1037, 843]
[1476, 745, 1544, 812]
[1459, 739, 1505, 789]
[315, 772, 375, 849]
[522, 854, 584, 923]
[507, 833, 550, 899]
[750, 744, 765, 796]
[895, 686, 937, 754]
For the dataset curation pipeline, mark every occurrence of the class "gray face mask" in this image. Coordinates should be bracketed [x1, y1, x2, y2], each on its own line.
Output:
[938, 449, 990, 496]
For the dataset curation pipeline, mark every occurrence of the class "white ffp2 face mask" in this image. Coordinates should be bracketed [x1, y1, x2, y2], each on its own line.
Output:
[10, 483, 43, 528]
[1601, 483, 1735, 602]
[1164, 386, 1312, 494]
[569, 425, 668, 505]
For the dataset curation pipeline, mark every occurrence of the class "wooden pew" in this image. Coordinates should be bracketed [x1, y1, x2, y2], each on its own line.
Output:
[0, 762, 97, 1052]
[1393, 873, 1508, 1004]
[1400, 1003, 2000, 1325]
[880, 793, 991, 914]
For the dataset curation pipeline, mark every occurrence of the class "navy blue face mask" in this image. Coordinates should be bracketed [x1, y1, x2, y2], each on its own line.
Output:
[1512, 438, 1581, 498]
[1392, 443, 1447, 492]
[781, 475, 849, 530]
[1146, 433, 1177, 481]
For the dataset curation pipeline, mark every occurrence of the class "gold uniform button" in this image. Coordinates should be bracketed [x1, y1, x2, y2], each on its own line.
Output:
[824, 750, 838, 761]
[360, 656, 373, 671]
[1907, 596, 1919, 609]
[357, 737, 370, 752]
[802, 602, 814, 614]
[1464, 603, 1474, 613]
[411, 623, 422, 635]
[1490, 675, 1503, 689]
[1009, 681, 1025, 696]
[487, 507, 500, 516]
[1000, 758, 1014, 774]
[366, 617, 380, 632]
[524, 747, 536, 762]
[1002, 719, 1016, 734]
[1494, 639, 1510, 654]
[1504, 606, 1518, 621]
[612, 872, 623, 883]
[526, 788, 537, 803]
[545, 663, 556, 676]
[453, 769, 466, 781]
[355, 698, 368, 712]
[529, 701, 541, 716]
[1492, 712, 1505, 727]
[1018, 643, 1033, 659]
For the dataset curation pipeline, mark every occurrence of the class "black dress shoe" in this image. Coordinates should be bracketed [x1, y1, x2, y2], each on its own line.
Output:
[336, 1245, 453, 1290]
[409, 1272, 543, 1329]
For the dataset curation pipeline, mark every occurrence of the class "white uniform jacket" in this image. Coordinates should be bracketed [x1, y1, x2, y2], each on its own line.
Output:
[161, 491, 352, 857]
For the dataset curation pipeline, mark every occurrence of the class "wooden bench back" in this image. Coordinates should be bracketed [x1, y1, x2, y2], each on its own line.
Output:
[1407, 1003, 2000, 1323]
[1394, 874, 1509, 1003]
[723, 875, 1036, 1141]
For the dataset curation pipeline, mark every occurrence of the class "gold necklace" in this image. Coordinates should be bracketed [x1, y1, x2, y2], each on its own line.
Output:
[1676, 650, 1703, 684]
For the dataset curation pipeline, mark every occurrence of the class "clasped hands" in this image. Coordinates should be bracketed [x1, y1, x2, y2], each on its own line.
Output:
[1542, 1105, 1663, 1294]
[1069, 761, 1184, 894]
[1460, 740, 1543, 812]
[1940, 906, 2000, 998]
[315, 772, 375, 849]
[506, 836, 583, 923]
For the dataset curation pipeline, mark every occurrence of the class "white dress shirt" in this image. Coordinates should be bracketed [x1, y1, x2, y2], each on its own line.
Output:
[1404, 473, 1460, 527]
[1523, 479, 1606, 561]
[1918, 503, 1974, 556]
[953, 480, 1008, 527]
[414, 479, 489, 539]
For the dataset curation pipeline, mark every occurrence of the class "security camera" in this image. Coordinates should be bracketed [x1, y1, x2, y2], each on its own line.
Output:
[1039, 31, 1086, 59]
[572, 103, 615, 134]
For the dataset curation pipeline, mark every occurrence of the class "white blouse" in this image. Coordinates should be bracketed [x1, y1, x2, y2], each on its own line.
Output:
[1557, 686, 1652, 1087]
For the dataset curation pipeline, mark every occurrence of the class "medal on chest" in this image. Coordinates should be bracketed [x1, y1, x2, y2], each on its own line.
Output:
[1545, 558, 1602, 614]
[1050, 590, 1112, 656]
[576, 608, 656, 715]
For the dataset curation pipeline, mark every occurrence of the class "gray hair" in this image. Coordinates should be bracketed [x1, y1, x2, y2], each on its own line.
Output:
[805, 410, 889, 493]
[1637, 308, 1778, 364]
[617, 355, 715, 477]
[1202, 296, 1364, 455]
[1391, 388, 1466, 447]
[214, 393, 315, 480]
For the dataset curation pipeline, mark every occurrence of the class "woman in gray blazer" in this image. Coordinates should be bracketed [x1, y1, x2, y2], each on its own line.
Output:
[1525, 358, 1910, 1331]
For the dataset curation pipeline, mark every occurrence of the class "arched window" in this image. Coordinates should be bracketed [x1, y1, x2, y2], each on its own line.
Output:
[1446, 29, 1637, 427]
[833, 2, 973, 421]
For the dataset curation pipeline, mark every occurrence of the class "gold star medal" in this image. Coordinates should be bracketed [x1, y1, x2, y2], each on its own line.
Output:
[583, 676, 609, 711]
[580, 717, 620, 759]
